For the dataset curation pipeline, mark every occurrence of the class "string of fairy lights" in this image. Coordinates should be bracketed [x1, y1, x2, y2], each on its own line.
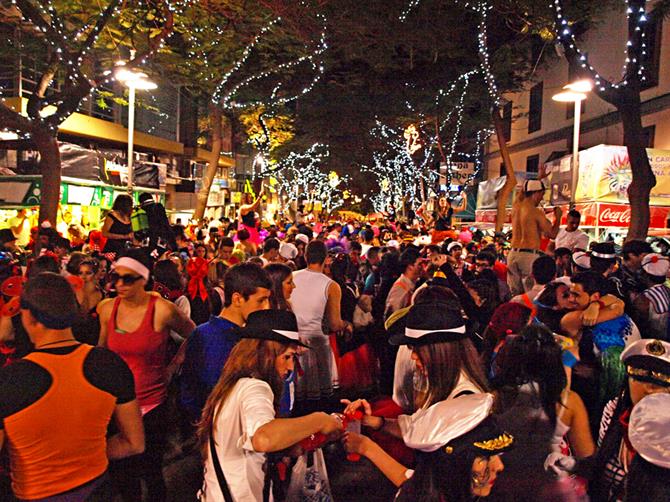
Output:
[1, 0, 173, 135]
[553, 0, 651, 90]
[266, 143, 348, 212]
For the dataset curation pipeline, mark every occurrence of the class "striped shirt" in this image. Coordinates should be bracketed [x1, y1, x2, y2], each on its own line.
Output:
[643, 284, 670, 315]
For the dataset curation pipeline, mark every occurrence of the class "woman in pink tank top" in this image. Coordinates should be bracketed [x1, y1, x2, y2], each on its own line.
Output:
[96, 250, 195, 502]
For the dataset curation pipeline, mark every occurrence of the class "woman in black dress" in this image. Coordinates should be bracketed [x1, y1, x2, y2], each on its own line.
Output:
[101, 194, 134, 257]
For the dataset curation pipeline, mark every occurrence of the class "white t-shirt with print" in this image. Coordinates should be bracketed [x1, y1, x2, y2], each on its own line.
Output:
[202, 378, 276, 501]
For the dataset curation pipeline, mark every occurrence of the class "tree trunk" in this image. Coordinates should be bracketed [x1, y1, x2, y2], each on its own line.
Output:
[492, 106, 516, 232]
[619, 91, 656, 241]
[194, 105, 223, 222]
[33, 129, 61, 225]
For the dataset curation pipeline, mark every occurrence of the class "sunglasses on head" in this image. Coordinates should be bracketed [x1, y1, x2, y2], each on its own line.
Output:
[110, 272, 144, 285]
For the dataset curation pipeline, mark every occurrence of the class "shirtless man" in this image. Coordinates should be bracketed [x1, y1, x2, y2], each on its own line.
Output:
[507, 180, 562, 296]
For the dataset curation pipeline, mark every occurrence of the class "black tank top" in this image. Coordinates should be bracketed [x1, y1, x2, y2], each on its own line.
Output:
[102, 213, 132, 254]
[241, 210, 256, 228]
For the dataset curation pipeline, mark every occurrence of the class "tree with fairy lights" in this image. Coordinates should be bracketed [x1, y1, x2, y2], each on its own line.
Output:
[552, 0, 670, 240]
[266, 143, 348, 214]
[0, 0, 173, 224]
[164, 1, 328, 221]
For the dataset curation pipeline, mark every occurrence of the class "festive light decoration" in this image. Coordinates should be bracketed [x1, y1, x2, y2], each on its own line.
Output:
[210, 13, 328, 111]
[1, 1, 174, 135]
[268, 143, 348, 212]
[553, 0, 650, 90]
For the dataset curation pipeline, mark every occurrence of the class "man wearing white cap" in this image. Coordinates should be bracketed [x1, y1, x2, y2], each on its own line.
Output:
[633, 253, 670, 340]
[507, 180, 562, 296]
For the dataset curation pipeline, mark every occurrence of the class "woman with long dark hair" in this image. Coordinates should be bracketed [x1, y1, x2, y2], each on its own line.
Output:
[264, 263, 295, 311]
[534, 281, 577, 333]
[492, 324, 594, 501]
[198, 310, 343, 501]
[343, 393, 512, 501]
[343, 302, 490, 443]
[102, 194, 134, 256]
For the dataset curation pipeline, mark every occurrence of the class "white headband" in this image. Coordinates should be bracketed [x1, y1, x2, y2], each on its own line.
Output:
[591, 251, 616, 259]
[405, 325, 466, 339]
[274, 330, 300, 341]
[113, 257, 150, 281]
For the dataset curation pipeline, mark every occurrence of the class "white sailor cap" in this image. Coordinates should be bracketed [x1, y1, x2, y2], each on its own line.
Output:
[447, 241, 463, 252]
[629, 393, 670, 469]
[641, 253, 670, 278]
[572, 251, 591, 270]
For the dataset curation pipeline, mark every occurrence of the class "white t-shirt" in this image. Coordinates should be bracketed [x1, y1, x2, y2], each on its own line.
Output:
[202, 378, 276, 502]
[554, 228, 589, 251]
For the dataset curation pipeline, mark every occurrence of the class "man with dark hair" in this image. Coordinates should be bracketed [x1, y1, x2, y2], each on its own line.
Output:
[632, 253, 670, 340]
[554, 209, 589, 251]
[590, 241, 625, 299]
[512, 255, 556, 306]
[0, 273, 144, 500]
[554, 247, 573, 277]
[217, 236, 239, 266]
[611, 239, 653, 311]
[179, 263, 272, 421]
[260, 237, 280, 265]
[563, 271, 640, 419]
[385, 247, 424, 317]
[470, 250, 511, 302]
[508, 180, 562, 295]
[292, 240, 352, 402]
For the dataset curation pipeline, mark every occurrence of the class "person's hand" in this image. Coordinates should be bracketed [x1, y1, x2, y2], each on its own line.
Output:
[342, 431, 371, 457]
[553, 206, 563, 220]
[341, 398, 382, 429]
[317, 412, 344, 435]
[582, 302, 600, 326]
[544, 452, 576, 478]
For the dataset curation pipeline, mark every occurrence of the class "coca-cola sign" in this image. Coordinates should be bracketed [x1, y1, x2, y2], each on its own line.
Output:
[599, 206, 631, 225]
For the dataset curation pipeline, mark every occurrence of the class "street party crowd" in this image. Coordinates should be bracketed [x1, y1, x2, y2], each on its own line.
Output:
[0, 181, 669, 502]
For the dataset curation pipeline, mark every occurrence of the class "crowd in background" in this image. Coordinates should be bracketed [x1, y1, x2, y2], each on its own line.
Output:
[0, 190, 669, 502]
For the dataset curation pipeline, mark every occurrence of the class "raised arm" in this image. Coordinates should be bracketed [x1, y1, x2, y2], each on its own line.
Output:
[453, 195, 467, 213]
[538, 207, 562, 239]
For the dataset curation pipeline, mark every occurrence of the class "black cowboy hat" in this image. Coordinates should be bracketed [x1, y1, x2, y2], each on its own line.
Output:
[236, 309, 309, 348]
[389, 302, 467, 346]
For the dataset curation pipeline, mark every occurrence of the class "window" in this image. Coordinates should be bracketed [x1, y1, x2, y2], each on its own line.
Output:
[528, 82, 543, 133]
[641, 17, 663, 90]
[526, 155, 539, 174]
[502, 101, 512, 143]
[642, 125, 655, 148]
[526, 154, 540, 176]
[499, 162, 506, 178]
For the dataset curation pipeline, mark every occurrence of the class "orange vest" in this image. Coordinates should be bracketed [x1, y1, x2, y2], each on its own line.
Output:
[4, 345, 116, 500]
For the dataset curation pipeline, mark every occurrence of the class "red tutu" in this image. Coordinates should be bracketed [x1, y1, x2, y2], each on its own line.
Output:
[329, 335, 376, 392]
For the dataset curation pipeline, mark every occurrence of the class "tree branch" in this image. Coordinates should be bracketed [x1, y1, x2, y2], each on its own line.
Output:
[13, 0, 67, 55]
[0, 101, 35, 134]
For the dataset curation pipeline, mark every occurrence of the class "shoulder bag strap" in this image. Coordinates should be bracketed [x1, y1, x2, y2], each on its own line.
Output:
[209, 430, 234, 502]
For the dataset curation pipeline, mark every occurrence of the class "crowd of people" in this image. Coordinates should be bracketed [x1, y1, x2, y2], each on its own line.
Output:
[0, 182, 669, 502]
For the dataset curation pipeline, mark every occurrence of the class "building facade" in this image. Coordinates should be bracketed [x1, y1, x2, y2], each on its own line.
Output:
[484, 6, 669, 181]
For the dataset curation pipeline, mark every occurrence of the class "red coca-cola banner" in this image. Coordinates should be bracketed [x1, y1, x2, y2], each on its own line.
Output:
[597, 203, 669, 229]
[476, 202, 670, 229]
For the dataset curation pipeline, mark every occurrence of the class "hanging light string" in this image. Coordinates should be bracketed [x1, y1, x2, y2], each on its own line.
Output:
[553, 0, 650, 91]
[2, 0, 175, 135]
[211, 12, 328, 111]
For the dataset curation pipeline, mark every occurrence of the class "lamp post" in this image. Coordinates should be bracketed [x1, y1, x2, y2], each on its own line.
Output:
[115, 66, 157, 194]
[552, 79, 592, 208]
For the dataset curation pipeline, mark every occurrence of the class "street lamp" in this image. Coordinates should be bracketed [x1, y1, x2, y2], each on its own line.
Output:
[552, 80, 592, 207]
[115, 64, 157, 194]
